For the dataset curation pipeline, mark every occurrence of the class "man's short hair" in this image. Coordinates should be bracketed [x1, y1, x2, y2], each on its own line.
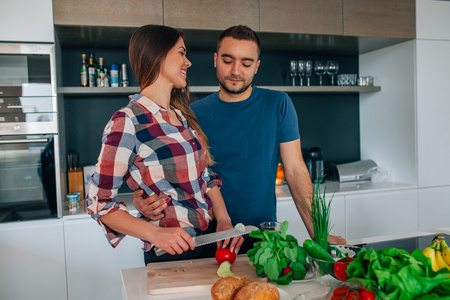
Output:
[217, 25, 261, 56]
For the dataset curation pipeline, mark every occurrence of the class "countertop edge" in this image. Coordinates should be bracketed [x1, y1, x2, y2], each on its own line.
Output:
[63, 181, 417, 219]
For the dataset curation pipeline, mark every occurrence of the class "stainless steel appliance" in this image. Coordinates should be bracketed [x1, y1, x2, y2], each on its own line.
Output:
[334, 160, 378, 182]
[0, 43, 61, 222]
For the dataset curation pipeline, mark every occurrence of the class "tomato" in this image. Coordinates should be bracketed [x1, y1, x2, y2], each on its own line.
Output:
[359, 288, 375, 300]
[333, 286, 350, 297]
[281, 266, 292, 277]
[346, 290, 361, 300]
[334, 257, 355, 281]
[331, 286, 349, 299]
[332, 286, 374, 300]
[215, 247, 236, 265]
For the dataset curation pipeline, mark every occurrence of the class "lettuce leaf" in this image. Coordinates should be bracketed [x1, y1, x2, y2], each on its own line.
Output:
[347, 247, 450, 299]
[247, 221, 308, 285]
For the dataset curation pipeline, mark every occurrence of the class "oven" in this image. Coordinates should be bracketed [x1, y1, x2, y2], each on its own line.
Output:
[0, 135, 60, 222]
[0, 43, 61, 222]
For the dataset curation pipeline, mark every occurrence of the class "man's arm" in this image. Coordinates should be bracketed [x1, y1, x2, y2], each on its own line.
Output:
[280, 139, 347, 245]
[279, 139, 314, 238]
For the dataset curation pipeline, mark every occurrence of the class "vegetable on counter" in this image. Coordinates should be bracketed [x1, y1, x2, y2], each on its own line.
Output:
[303, 239, 334, 262]
[331, 285, 375, 300]
[302, 177, 333, 253]
[346, 247, 450, 299]
[247, 221, 308, 285]
[216, 247, 237, 265]
[217, 261, 235, 278]
[334, 257, 355, 282]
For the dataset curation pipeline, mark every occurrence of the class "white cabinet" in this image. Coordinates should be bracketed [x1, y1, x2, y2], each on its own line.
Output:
[416, 39, 450, 188]
[418, 186, 450, 231]
[416, 0, 450, 40]
[0, 0, 54, 43]
[63, 217, 144, 300]
[415, 1, 450, 188]
[328, 195, 346, 240]
[0, 219, 67, 300]
[277, 194, 346, 244]
[346, 189, 419, 241]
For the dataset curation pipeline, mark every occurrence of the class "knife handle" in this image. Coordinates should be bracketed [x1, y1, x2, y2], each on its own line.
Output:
[154, 247, 167, 256]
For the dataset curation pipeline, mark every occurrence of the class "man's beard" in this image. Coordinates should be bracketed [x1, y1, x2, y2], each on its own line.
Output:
[218, 76, 253, 95]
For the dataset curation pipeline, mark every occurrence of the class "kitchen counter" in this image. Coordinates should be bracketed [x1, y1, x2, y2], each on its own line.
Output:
[66, 180, 415, 219]
[120, 263, 340, 300]
[121, 228, 450, 300]
[275, 180, 416, 201]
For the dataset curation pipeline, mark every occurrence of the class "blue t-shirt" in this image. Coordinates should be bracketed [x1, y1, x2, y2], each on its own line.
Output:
[191, 86, 300, 227]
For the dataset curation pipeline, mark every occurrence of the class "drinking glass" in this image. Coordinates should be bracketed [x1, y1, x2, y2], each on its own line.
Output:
[305, 60, 313, 86]
[260, 221, 281, 232]
[314, 60, 327, 86]
[326, 60, 339, 86]
[297, 60, 305, 86]
[289, 60, 298, 86]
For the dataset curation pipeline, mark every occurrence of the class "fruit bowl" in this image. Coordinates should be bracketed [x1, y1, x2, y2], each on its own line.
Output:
[308, 244, 362, 281]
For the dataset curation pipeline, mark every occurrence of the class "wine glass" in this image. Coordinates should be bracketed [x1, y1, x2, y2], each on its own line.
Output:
[314, 60, 327, 86]
[305, 60, 313, 86]
[297, 61, 305, 86]
[326, 60, 339, 86]
[289, 60, 298, 86]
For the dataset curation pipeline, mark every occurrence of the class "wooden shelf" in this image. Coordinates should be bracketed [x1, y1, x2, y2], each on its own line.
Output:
[58, 85, 381, 96]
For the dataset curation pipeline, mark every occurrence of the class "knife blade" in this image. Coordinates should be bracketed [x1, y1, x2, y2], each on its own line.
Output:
[154, 225, 258, 256]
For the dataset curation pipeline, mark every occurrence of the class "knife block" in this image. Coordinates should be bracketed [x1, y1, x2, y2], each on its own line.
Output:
[68, 168, 84, 199]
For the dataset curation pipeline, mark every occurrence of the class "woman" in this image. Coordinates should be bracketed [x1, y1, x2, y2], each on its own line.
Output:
[86, 25, 241, 264]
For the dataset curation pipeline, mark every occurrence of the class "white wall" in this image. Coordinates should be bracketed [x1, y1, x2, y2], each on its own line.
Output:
[359, 41, 417, 184]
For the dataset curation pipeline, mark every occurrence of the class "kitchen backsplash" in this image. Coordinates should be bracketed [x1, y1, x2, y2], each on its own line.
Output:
[61, 47, 360, 172]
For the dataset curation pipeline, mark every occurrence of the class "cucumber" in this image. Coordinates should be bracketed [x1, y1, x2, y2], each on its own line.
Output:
[303, 239, 334, 262]
[217, 261, 235, 278]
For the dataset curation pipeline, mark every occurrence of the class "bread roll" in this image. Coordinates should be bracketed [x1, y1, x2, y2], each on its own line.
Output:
[234, 281, 280, 300]
[211, 276, 252, 300]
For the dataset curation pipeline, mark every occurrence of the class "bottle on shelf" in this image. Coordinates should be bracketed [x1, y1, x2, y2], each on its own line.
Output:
[80, 54, 88, 87]
[96, 57, 109, 87]
[120, 63, 129, 87]
[88, 51, 97, 87]
[110, 63, 119, 87]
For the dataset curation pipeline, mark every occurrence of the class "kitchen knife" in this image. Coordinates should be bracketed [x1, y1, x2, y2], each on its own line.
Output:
[154, 225, 258, 256]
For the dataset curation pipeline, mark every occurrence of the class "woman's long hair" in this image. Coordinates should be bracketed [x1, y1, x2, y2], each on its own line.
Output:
[129, 25, 213, 165]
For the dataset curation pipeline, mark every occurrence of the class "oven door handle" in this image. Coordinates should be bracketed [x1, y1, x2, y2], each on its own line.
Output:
[0, 138, 49, 144]
[6, 105, 37, 109]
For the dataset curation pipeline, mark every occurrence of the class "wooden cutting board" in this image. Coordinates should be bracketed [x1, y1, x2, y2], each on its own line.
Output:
[147, 255, 267, 295]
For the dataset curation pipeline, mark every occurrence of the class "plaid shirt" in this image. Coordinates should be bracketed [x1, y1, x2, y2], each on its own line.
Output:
[87, 94, 220, 250]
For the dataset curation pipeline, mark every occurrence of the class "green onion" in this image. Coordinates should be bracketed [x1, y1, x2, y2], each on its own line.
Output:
[302, 177, 334, 253]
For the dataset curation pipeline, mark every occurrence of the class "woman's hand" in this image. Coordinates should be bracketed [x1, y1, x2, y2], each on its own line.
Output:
[150, 226, 196, 255]
[99, 209, 194, 255]
[132, 190, 167, 220]
[215, 221, 245, 254]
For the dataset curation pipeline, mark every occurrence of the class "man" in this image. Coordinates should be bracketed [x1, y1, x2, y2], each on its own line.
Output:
[133, 25, 346, 254]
